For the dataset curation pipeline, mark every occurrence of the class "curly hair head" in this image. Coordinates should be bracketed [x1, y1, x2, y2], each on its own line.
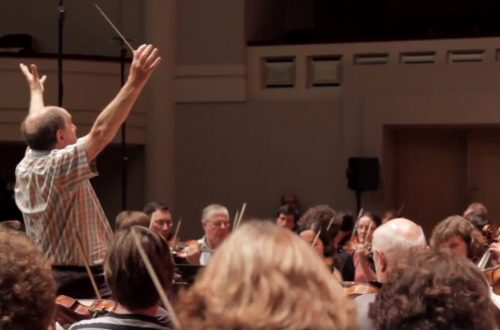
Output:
[430, 215, 487, 263]
[177, 220, 356, 330]
[368, 249, 496, 330]
[0, 229, 56, 330]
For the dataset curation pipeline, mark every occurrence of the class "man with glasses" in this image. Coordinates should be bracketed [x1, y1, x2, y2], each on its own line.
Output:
[185, 204, 231, 265]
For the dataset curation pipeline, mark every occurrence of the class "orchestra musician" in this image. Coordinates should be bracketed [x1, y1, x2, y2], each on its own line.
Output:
[177, 220, 357, 330]
[182, 204, 231, 265]
[68, 226, 175, 330]
[430, 215, 487, 264]
[297, 204, 354, 281]
[354, 217, 426, 330]
[368, 250, 496, 330]
[15, 44, 161, 298]
[345, 212, 381, 283]
[0, 228, 57, 330]
[143, 201, 175, 243]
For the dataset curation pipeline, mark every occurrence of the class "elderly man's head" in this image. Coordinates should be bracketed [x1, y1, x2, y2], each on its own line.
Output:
[202, 204, 230, 249]
[21, 106, 77, 150]
[371, 217, 426, 283]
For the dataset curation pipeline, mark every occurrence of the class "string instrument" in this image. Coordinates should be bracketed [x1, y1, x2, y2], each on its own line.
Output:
[55, 295, 116, 328]
[484, 266, 500, 295]
[342, 281, 381, 298]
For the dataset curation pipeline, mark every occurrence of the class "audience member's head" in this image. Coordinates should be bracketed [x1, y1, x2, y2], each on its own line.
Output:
[275, 204, 298, 230]
[114, 210, 150, 231]
[0, 229, 56, 330]
[371, 217, 427, 283]
[143, 201, 174, 240]
[104, 226, 174, 311]
[178, 220, 356, 330]
[369, 250, 496, 330]
[430, 215, 486, 263]
[201, 204, 230, 249]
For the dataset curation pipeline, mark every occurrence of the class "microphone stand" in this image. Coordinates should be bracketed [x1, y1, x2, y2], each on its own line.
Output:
[57, 0, 65, 106]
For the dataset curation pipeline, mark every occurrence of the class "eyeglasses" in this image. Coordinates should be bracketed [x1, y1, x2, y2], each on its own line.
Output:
[209, 221, 231, 229]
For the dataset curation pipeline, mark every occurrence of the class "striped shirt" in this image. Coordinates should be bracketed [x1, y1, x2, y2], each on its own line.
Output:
[15, 138, 113, 266]
[68, 312, 172, 330]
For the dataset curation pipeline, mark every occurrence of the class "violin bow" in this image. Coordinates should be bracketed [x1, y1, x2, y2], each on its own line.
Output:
[232, 210, 240, 232]
[478, 250, 492, 270]
[326, 216, 335, 232]
[235, 202, 247, 230]
[131, 228, 180, 329]
[350, 208, 364, 241]
[311, 229, 322, 247]
[173, 217, 182, 242]
[396, 202, 405, 217]
[74, 231, 102, 300]
[94, 4, 135, 53]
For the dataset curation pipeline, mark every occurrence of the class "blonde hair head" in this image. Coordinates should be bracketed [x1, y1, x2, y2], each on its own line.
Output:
[178, 220, 356, 330]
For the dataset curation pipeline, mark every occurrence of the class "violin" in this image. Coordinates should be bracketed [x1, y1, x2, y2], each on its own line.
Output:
[55, 295, 116, 328]
[342, 281, 381, 298]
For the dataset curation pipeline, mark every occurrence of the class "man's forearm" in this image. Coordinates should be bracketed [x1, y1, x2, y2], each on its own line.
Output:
[84, 80, 146, 161]
[29, 90, 45, 114]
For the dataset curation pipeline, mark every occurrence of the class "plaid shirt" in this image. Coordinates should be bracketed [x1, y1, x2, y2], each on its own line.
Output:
[15, 138, 113, 266]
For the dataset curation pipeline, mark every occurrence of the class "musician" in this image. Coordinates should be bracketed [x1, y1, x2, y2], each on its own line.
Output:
[15, 44, 161, 298]
[346, 212, 381, 283]
[298, 204, 354, 281]
[114, 210, 150, 231]
[430, 215, 487, 263]
[368, 250, 496, 330]
[354, 218, 426, 330]
[144, 201, 174, 242]
[69, 226, 174, 329]
[184, 204, 230, 265]
[177, 220, 357, 330]
[0, 228, 56, 330]
[275, 203, 299, 231]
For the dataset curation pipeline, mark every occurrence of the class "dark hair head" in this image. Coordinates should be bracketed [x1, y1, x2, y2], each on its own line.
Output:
[369, 250, 495, 330]
[21, 107, 66, 150]
[143, 201, 169, 216]
[463, 210, 489, 232]
[275, 204, 299, 221]
[104, 226, 174, 309]
[360, 211, 382, 228]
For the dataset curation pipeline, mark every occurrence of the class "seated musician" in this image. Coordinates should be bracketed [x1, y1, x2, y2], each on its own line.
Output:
[143, 201, 175, 243]
[184, 204, 230, 265]
[69, 226, 174, 329]
[297, 204, 354, 281]
[368, 250, 496, 330]
[345, 212, 381, 283]
[275, 204, 299, 231]
[0, 228, 56, 330]
[430, 215, 487, 264]
[177, 220, 357, 330]
[114, 210, 150, 231]
[355, 217, 426, 330]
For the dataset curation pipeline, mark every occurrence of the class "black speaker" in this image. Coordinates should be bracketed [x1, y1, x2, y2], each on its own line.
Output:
[346, 157, 380, 191]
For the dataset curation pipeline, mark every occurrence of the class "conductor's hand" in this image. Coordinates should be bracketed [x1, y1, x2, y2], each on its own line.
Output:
[128, 44, 161, 87]
[19, 63, 47, 93]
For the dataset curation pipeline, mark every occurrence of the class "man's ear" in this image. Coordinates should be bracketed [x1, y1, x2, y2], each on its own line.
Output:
[56, 128, 64, 143]
[378, 250, 388, 273]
